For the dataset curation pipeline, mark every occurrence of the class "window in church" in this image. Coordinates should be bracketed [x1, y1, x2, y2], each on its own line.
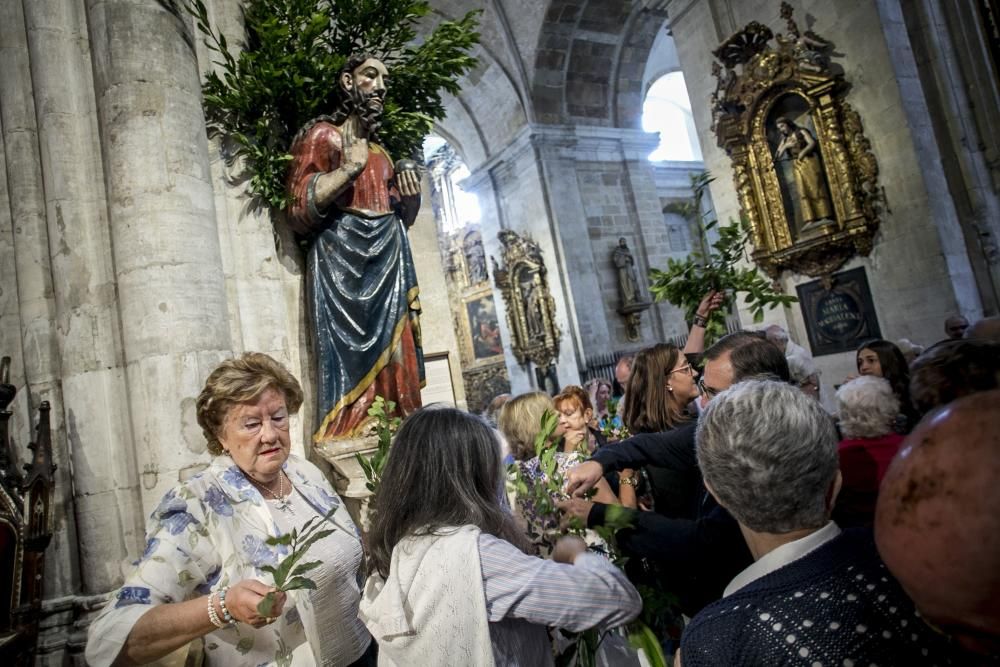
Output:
[643, 71, 703, 163]
[423, 134, 481, 234]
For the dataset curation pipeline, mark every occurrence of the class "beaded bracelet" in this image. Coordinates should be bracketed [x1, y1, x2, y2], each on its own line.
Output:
[218, 586, 235, 625]
[207, 592, 225, 629]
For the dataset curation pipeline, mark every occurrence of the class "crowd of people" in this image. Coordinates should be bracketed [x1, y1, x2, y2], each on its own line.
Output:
[86, 310, 1000, 666]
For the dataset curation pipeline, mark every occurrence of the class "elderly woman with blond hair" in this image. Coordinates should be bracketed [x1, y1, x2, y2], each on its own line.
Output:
[833, 375, 905, 528]
[498, 391, 619, 556]
[86, 353, 372, 666]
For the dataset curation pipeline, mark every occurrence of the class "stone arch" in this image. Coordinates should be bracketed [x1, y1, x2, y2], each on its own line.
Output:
[531, 0, 668, 128]
[426, 7, 532, 170]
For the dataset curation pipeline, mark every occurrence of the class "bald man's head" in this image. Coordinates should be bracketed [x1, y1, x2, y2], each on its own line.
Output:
[875, 390, 1000, 656]
[966, 316, 1000, 343]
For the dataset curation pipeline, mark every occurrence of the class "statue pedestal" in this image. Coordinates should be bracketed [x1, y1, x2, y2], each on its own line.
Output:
[313, 429, 378, 527]
[618, 300, 652, 341]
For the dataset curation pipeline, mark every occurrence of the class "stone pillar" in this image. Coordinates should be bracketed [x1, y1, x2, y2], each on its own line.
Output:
[85, 0, 232, 511]
[0, 0, 82, 603]
[22, 0, 145, 600]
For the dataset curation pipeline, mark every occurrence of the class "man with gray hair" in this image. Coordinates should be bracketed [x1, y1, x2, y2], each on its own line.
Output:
[679, 380, 957, 666]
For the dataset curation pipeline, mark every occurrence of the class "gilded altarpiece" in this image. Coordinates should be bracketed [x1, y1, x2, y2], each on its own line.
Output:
[711, 3, 882, 278]
[492, 230, 561, 391]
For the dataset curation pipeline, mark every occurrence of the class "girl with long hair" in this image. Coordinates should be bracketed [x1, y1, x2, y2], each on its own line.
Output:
[359, 407, 640, 666]
[855, 339, 917, 433]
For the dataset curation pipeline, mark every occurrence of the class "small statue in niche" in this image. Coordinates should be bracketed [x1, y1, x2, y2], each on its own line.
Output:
[521, 277, 545, 337]
[774, 116, 834, 234]
[464, 235, 488, 284]
[612, 237, 642, 306]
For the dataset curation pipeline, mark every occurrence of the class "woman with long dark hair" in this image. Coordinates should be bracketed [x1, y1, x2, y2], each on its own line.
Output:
[855, 339, 917, 433]
[359, 407, 641, 666]
[622, 342, 702, 519]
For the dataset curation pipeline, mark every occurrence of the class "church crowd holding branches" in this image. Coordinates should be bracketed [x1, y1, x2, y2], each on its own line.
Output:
[86, 305, 1000, 666]
[81, 3, 1000, 664]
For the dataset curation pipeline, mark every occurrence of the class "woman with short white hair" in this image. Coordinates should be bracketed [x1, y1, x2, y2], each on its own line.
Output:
[834, 375, 904, 527]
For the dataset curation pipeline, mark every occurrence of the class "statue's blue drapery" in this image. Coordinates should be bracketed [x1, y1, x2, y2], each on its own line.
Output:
[307, 211, 423, 440]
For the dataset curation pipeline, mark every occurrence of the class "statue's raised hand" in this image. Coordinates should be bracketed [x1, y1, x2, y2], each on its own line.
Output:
[339, 115, 369, 177]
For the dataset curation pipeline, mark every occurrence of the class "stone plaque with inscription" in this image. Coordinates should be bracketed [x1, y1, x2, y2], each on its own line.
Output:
[796, 267, 882, 356]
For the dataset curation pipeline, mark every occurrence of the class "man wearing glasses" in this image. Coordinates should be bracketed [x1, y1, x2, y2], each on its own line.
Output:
[560, 332, 791, 615]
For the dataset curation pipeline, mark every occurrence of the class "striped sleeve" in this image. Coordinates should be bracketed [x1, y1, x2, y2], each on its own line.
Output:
[478, 532, 641, 632]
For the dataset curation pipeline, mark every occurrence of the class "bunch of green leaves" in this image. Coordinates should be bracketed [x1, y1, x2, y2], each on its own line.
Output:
[173, 0, 480, 209]
[507, 409, 574, 537]
[598, 398, 630, 443]
[354, 395, 401, 494]
[505, 412, 667, 667]
[651, 171, 796, 342]
[257, 509, 337, 616]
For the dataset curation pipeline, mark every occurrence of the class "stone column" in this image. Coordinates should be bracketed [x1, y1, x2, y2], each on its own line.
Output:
[0, 0, 82, 602]
[85, 0, 232, 511]
[22, 0, 145, 599]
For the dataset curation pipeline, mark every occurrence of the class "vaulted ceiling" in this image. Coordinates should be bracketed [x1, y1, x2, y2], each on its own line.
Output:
[427, 0, 671, 168]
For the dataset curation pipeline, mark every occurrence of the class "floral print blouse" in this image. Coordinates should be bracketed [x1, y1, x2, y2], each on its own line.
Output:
[85, 454, 367, 666]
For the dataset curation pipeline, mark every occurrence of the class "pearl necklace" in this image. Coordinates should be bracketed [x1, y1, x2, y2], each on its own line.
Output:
[249, 471, 292, 512]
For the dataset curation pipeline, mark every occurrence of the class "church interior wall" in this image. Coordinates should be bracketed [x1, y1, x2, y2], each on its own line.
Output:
[1, 0, 997, 660]
[407, 175, 469, 410]
[665, 0, 989, 402]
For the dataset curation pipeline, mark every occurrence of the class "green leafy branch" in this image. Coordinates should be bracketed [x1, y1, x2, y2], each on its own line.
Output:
[354, 395, 401, 495]
[506, 412, 667, 667]
[257, 509, 337, 616]
[651, 171, 796, 342]
[598, 398, 630, 442]
[173, 0, 480, 210]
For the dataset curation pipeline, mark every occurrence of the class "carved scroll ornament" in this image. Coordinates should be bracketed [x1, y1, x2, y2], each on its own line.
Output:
[711, 2, 882, 279]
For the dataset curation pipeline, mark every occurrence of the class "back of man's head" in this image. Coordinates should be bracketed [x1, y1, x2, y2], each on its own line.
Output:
[875, 390, 1000, 656]
[697, 379, 838, 534]
[705, 332, 791, 383]
[965, 315, 1000, 343]
[910, 339, 1000, 417]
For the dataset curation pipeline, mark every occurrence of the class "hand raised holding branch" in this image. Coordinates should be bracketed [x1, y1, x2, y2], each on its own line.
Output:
[225, 580, 286, 628]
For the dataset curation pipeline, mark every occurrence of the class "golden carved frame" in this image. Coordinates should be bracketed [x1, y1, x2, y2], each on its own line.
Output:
[711, 3, 882, 278]
[492, 230, 561, 368]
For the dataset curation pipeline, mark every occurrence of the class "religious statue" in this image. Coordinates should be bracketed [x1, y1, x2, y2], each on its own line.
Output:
[286, 54, 424, 443]
[522, 277, 544, 337]
[774, 116, 834, 233]
[612, 237, 641, 306]
[464, 234, 488, 284]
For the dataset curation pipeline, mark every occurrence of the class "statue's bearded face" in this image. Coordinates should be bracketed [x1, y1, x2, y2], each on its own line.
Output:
[341, 58, 388, 133]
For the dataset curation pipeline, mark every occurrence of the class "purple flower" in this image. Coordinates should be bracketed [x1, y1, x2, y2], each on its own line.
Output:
[115, 586, 151, 608]
[141, 537, 160, 560]
[152, 489, 185, 519]
[242, 534, 279, 567]
[221, 465, 252, 490]
[316, 487, 341, 513]
[160, 509, 196, 535]
[195, 565, 222, 594]
[204, 486, 233, 517]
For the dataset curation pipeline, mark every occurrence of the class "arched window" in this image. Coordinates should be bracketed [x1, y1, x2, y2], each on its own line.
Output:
[423, 134, 481, 234]
[642, 71, 703, 163]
